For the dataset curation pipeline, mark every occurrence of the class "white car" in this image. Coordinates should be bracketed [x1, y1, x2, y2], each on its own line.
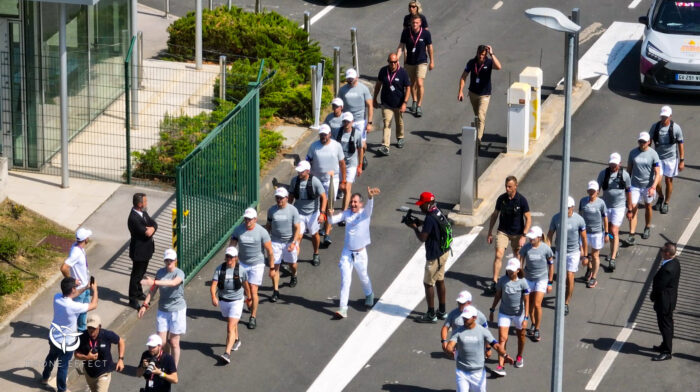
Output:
[639, 0, 700, 93]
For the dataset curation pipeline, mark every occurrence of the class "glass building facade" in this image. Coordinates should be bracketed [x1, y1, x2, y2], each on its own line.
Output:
[0, 0, 130, 170]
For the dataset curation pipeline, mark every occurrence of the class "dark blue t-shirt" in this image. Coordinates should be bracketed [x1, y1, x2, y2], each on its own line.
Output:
[140, 350, 177, 392]
[77, 329, 120, 378]
[495, 192, 530, 236]
[377, 65, 411, 108]
[465, 58, 494, 96]
[400, 28, 432, 65]
[422, 209, 444, 260]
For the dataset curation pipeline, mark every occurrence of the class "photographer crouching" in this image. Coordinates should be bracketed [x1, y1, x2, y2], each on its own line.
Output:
[137, 334, 177, 392]
[404, 191, 453, 323]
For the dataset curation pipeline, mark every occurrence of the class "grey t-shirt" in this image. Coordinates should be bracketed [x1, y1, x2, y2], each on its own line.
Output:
[231, 224, 271, 266]
[649, 121, 683, 160]
[444, 307, 488, 336]
[449, 325, 496, 372]
[306, 140, 345, 182]
[579, 196, 607, 234]
[337, 128, 363, 168]
[290, 175, 325, 216]
[549, 212, 586, 254]
[325, 112, 344, 138]
[338, 82, 372, 121]
[497, 276, 530, 316]
[155, 267, 186, 312]
[212, 263, 248, 302]
[267, 204, 301, 243]
[597, 168, 631, 209]
[628, 147, 660, 188]
[520, 242, 554, 281]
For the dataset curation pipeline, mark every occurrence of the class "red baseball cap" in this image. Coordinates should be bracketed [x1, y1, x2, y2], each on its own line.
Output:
[415, 191, 435, 206]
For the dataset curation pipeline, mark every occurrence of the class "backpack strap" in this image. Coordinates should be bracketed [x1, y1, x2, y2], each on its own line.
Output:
[233, 263, 242, 291]
[653, 121, 676, 146]
[217, 262, 228, 291]
[602, 167, 612, 191]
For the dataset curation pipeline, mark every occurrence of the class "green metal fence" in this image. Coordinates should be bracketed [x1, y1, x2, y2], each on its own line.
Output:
[175, 70, 274, 282]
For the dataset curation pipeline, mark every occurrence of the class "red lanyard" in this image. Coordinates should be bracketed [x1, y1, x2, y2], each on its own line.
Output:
[387, 67, 400, 85]
[410, 28, 422, 49]
[88, 338, 98, 351]
[474, 61, 485, 75]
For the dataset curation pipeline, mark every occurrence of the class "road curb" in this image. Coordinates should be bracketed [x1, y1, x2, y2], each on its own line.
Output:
[451, 80, 592, 227]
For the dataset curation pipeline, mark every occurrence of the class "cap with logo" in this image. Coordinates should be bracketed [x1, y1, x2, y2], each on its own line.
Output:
[275, 187, 289, 198]
[163, 248, 177, 261]
[638, 131, 650, 142]
[526, 226, 543, 239]
[225, 246, 238, 258]
[505, 257, 521, 272]
[587, 180, 599, 191]
[76, 227, 93, 242]
[331, 97, 344, 107]
[319, 124, 331, 134]
[609, 152, 621, 165]
[659, 105, 672, 117]
[415, 191, 435, 206]
[345, 68, 358, 80]
[243, 208, 258, 219]
[460, 305, 477, 319]
[146, 334, 163, 347]
[86, 314, 101, 329]
[456, 290, 472, 304]
[341, 112, 354, 122]
[295, 160, 311, 172]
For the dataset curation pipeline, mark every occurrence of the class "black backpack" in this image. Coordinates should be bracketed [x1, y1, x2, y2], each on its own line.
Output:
[652, 121, 676, 146]
[217, 262, 241, 294]
[429, 208, 453, 254]
[293, 174, 317, 200]
[602, 168, 626, 191]
[336, 128, 357, 157]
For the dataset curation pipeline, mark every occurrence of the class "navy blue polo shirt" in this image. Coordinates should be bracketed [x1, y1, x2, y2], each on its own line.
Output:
[77, 329, 120, 378]
[400, 28, 432, 65]
[377, 65, 411, 108]
[495, 192, 530, 236]
[465, 58, 494, 96]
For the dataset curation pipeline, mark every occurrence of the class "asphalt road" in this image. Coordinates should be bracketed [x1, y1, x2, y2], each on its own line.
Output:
[72, 0, 699, 391]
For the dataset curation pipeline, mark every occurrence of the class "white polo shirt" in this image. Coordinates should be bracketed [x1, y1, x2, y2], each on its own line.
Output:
[65, 244, 89, 289]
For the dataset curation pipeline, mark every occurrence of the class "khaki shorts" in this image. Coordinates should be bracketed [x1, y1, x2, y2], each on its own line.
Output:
[405, 63, 428, 81]
[495, 231, 522, 254]
[424, 251, 449, 286]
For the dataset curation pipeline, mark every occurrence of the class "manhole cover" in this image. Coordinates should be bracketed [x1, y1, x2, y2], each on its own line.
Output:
[38, 235, 74, 253]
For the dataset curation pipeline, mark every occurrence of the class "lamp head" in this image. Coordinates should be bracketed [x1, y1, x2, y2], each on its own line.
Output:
[525, 7, 581, 34]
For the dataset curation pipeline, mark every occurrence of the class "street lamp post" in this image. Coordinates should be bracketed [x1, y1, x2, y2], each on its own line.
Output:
[524, 7, 580, 392]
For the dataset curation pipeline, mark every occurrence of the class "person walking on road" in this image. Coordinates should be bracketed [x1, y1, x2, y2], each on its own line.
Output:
[329, 187, 380, 319]
[138, 249, 187, 366]
[445, 306, 513, 392]
[373, 52, 411, 156]
[441, 292, 488, 358]
[649, 105, 685, 215]
[229, 208, 274, 330]
[546, 196, 587, 316]
[650, 242, 681, 362]
[405, 191, 452, 323]
[306, 124, 347, 248]
[596, 152, 632, 271]
[137, 334, 178, 392]
[60, 227, 93, 331]
[289, 160, 328, 267]
[489, 258, 530, 376]
[210, 247, 247, 364]
[41, 277, 99, 392]
[458, 45, 502, 141]
[402, 1, 428, 30]
[486, 176, 532, 294]
[579, 181, 608, 289]
[336, 112, 364, 211]
[519, 226, 553, 342]
[74, 314, 125, 392]
[266, 187, 302, 301]
[338, 68, 373, 166]
[397, 14, 434, 117]
[325, 97, 345, 138]
[127, 192, 158, 309]
[627, 131, 661, 244]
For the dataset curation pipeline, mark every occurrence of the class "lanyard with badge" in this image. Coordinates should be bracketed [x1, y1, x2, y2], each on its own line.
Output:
[147, 351, 163, 389]
[474, 61, 486, 84]
[409, 28, 422, 54]
[387, 67, 400, 91]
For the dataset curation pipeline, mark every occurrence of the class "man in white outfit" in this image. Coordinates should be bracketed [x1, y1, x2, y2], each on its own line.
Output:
[329, 187, 380, 319]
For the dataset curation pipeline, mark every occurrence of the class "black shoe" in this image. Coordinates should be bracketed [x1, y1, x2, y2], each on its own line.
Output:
[270, 291, 279, 303]
[652, 197, 664, 211]
[248, 316, 257, 329]
[311, 253, 320, 266]
[323, 234, 332, 247]
[396, 138, 405, 149]
[378, 146, 390, 156]
[652, 353, 672, 361]
[129, 300, 141, 310]
[436, 310, 447, 320]
[660, 203, 669, 214]
[362, 155, 368, 170]
[486, 281, 497, 294]
[642, 227, 651, 240]
[416, 312, 437, 323]
[609, 259, 616, 272]
[289, 275, 298, 288]
[565, 304, 570, 316]
[338, 221, 346, 227]
[626, 236, 636, 246]
[415, 106, 423, 117]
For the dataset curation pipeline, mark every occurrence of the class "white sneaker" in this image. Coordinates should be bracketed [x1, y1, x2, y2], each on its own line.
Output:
[334, 308, 348, 319]
[493, 366, 507, 376]
[232, 339, 241, 351]
[515, 356, 524, 368]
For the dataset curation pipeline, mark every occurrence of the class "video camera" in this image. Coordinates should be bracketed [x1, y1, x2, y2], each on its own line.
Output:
[400, 206, 423, 226]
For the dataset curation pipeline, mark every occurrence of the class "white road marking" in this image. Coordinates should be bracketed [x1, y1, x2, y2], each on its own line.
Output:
[578, 22, 645, 89]
[592, 75, 609, 90]
[299, 1, 340, 28]
[628, 0, 643, 9]
[585, 206, 700, 390]
[579, 23, 605, 46]
[492, 1, 503, 10]
[307, 227, 483, 392]
[530, 211, 545, 217]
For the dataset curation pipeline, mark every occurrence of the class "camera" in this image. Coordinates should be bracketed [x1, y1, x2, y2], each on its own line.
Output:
[143, 358, 157, 377]
[90, 347, 98, 355]
[401, 208, 422, 226]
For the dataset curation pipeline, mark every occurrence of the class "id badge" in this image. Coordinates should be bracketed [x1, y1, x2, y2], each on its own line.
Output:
[412, 47, 416, 53]
[475, 78, 480, 83]
[389, 85, 395, 91]
[148, 380, 154, 388]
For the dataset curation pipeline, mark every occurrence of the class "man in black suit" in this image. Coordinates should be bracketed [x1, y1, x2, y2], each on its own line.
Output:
[650, 242, 681, 361]
[128, 193, 158, 309]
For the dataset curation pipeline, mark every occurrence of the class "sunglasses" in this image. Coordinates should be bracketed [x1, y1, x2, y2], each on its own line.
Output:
[409, 5, 417, 8]
[388, 60, 398, 64]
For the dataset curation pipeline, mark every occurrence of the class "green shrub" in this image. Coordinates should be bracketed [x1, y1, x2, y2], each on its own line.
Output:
[9, 203, 25, 220]
[0, 237, 18, 261]
[0, 271, 23, 295]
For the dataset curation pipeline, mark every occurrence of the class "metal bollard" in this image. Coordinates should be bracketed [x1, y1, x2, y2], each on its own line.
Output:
[137, 31, 144, 89]
[350, 27, 359, 75]
[310, 65, 319, 129]
[333, 46, 340, 95]
[227, 0, 231, 10]
[571, 8, 580, 83]
[195, 0, 202, 70]
[255, 0, 261, 13]
[209, 0, 212, 10]
[459, 126, 479, 215]
[304, 12, 310, 41]
[219, 55, 227, 101]
[165, 0, 170, 18]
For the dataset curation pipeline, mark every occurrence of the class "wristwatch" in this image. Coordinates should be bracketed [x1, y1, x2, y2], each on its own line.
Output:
[368, 121, 373, 124]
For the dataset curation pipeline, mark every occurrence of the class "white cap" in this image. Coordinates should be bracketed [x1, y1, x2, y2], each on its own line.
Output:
[225, 246, 238, 257]
[567, 196, 576, 208]
[587, 180, 599, 191]
[638, 131, 650, 142]
[295, 160, 311, 172]
[243, 208, 257, 219]
[319, 124, 331, 134]
[345, 68, 358, 80]
[146, 334, 163, 347]
[76, 227, 92, 242]
[660, 105, 672, 117]
[505, 257, 521, 272]
[526, 226, 543, 239]
[456, 290, 472, 304]
[460, 305, 477, 320]
[341, 112, 354, 122]
[163, 248, 177, 261]
[609, 152, 621, 165]
[331, 97, 344, 107]
[275, 187, 289, 198]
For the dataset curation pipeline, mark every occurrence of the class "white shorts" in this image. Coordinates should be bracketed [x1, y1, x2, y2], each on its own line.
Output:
[556, 250, 581, 272]
[497, 313, 525, 329]
[630, 186, 655, 205]
[346, 165, 358, 184]
[219, 299, 244, 319]
[271, 241, 298, 265]
[660, 157, 678, 178]
[354, 120, 367, 142]
[607, 207, 625, 227]
[299, 211, 320, 235]
[240, 263, 264, 286]
[456, 367, 487, 392]
[587, 232, 604, 250]
[526, 278, 548, 293]
[156, 308, 187, 335]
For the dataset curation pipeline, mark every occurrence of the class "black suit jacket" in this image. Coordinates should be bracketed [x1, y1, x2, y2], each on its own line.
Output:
[650, 258, 681, 314]
[128, 209, 158, 262]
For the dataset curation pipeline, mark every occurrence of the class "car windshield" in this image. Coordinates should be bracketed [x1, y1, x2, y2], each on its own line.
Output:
[653, 1, 700, 35]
